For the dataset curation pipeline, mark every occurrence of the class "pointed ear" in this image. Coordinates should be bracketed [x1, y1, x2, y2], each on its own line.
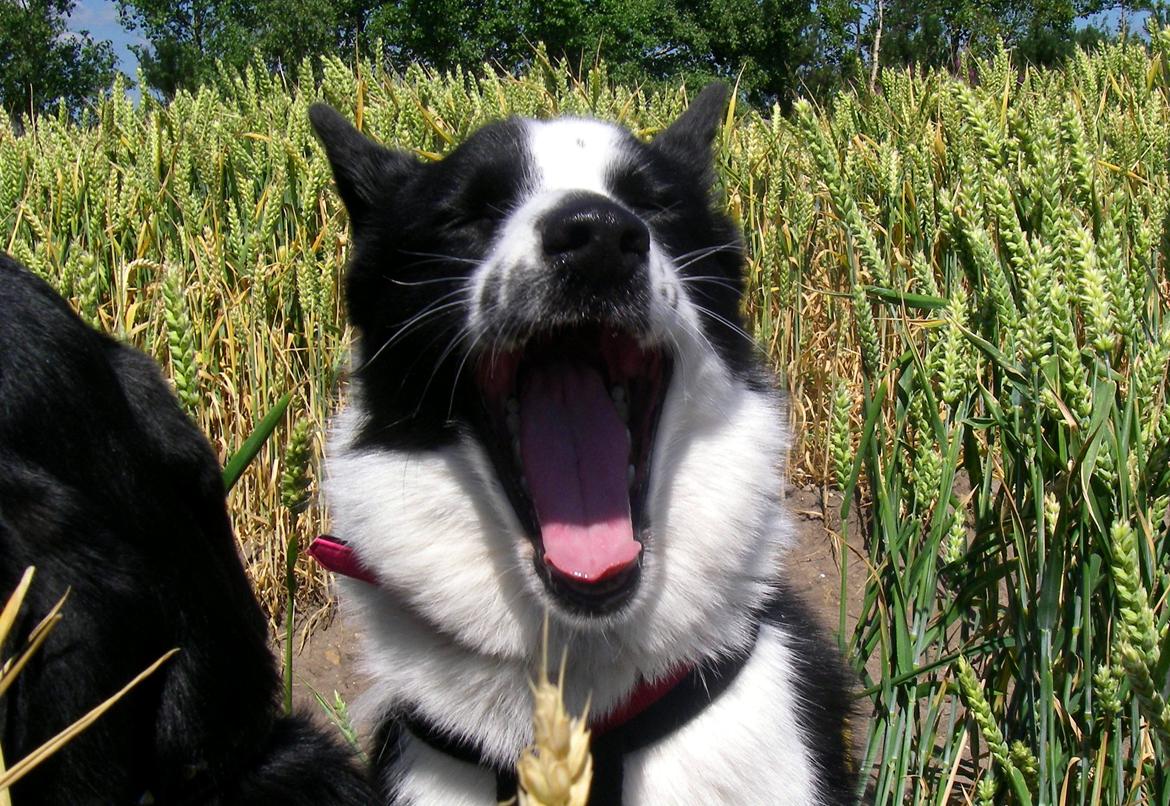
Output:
[309, 103, 417, 220]
[652, 82, 730, 164]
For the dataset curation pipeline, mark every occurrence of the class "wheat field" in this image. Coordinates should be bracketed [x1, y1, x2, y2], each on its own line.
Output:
[4, 30, 1170, 802]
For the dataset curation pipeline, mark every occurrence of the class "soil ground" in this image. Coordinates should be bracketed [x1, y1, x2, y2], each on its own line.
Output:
[280, 484, 867, 740]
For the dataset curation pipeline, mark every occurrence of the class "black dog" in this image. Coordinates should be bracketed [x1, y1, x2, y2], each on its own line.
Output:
[0, 255, 371, 804]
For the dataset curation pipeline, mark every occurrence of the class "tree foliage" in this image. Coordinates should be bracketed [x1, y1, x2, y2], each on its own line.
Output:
[378, 0, 838, 108]
[0, 0, 116, 118]
[115, 0, 364, 98]
[866, 0, 1118, 70]
[114, 0, 851, 108]
[7, 0, 1164, 116]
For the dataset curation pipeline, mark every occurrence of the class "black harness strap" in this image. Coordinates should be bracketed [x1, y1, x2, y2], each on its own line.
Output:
[399, 714, 519, 800]
[402, 623, 759, 805]
[577, 650, 753, 804]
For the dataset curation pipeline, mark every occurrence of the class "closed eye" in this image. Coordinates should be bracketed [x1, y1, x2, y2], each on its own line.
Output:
[436, 195, 510, 234]
[609, 169, 669, 217]
[438, 164, 520, 230]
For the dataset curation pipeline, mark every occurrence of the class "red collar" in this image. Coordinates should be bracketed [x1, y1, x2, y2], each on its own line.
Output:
[307, 534, 379, 585]
[590, 664, 691, 734]
[307, 534, 693, 732]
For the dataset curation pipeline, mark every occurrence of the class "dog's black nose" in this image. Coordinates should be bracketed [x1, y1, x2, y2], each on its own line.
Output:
[540, 194, 650, 280]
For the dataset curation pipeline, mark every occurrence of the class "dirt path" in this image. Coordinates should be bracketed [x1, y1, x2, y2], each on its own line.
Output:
[282, 484, 865, 733]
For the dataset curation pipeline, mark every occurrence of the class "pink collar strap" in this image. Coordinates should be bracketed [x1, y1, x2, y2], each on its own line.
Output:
[307, 534, 379, 586]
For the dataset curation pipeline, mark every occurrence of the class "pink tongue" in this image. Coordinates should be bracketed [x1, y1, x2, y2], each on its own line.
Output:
[519, 364, 641, 583]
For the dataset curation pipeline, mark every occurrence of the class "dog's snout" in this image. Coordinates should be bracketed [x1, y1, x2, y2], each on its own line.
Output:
[540, 195, 650, 277]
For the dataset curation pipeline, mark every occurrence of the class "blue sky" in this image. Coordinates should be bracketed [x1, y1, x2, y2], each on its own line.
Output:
[69, 0, 144, 76]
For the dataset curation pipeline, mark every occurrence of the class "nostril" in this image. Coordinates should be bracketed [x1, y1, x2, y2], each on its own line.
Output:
[542, 220, 593, 256]
[564, 223, 592, 252]
[620, 224, 650, 258]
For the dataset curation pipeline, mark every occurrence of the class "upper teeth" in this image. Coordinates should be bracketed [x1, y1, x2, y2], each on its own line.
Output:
[506, 397, 520, 435]
[611, 385, 628, 422]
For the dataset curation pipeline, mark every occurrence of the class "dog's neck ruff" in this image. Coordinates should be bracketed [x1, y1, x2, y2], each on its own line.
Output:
[310, 534, 759, 804]
[307, 534, 696, 728]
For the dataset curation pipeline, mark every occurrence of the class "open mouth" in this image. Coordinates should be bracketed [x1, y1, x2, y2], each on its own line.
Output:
[474, 325, 672, 615]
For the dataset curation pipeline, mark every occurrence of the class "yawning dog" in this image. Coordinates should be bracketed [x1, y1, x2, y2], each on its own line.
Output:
[310, 84, 857, 805]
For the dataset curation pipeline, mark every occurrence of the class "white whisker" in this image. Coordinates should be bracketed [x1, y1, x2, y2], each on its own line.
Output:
[670, 242, 741, 274]
[398, 249, 481, 266]
[678, 274, 742, 293]
[690, 305, 757, 347]
[387, 275, 468, 287]
[354, 292, 469, 374]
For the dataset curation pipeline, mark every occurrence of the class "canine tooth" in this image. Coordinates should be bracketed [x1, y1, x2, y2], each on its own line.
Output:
[627, 464, 636, 487]
[615, 399, 628, 422]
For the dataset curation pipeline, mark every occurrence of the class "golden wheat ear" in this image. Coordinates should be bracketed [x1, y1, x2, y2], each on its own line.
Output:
[503, 613, 593, 806]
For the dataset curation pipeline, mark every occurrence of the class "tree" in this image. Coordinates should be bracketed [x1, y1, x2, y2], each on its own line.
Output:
[117, 0, 256, 98]
[0, 0, 116, 119]
[695, 0, 825, 109]
[117, 0, 831, 109]
[116, 0, 354, 98]
[365, 0, 826, 109]
[862, 0, 1117, 73]
[361, 0, 531, 74]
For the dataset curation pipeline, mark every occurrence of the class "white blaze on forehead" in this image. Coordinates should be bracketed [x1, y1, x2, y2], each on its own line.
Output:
[525, 118, 627, 195]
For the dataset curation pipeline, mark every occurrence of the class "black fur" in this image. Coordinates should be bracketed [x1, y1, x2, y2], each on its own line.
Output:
[764, 590, 860, 804]
[0, 255, 371, 804]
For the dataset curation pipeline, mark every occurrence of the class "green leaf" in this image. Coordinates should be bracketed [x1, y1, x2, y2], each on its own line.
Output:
[840, 379, 887, 521]
[864, 284, 950, 310]
[222, 393, 292, 492]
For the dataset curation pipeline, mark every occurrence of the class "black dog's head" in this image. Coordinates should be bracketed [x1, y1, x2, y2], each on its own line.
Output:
[313, 88, 785, 638]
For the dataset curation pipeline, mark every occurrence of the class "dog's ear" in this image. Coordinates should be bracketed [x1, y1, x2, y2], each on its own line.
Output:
[652, 82, 729, 165]
[309, 103, 418, 221]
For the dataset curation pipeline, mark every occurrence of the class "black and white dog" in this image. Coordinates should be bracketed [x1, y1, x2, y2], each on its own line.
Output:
[310, 85, 857, 805]
[0, 257, 371, 803]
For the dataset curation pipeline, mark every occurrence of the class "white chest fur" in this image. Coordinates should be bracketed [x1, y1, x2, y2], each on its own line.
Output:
[386, 624, 823, 806]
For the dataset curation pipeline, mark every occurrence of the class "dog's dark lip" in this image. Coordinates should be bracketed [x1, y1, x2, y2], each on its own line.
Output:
[539, 559, 643, 615]
[471, 324, 672, 616]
